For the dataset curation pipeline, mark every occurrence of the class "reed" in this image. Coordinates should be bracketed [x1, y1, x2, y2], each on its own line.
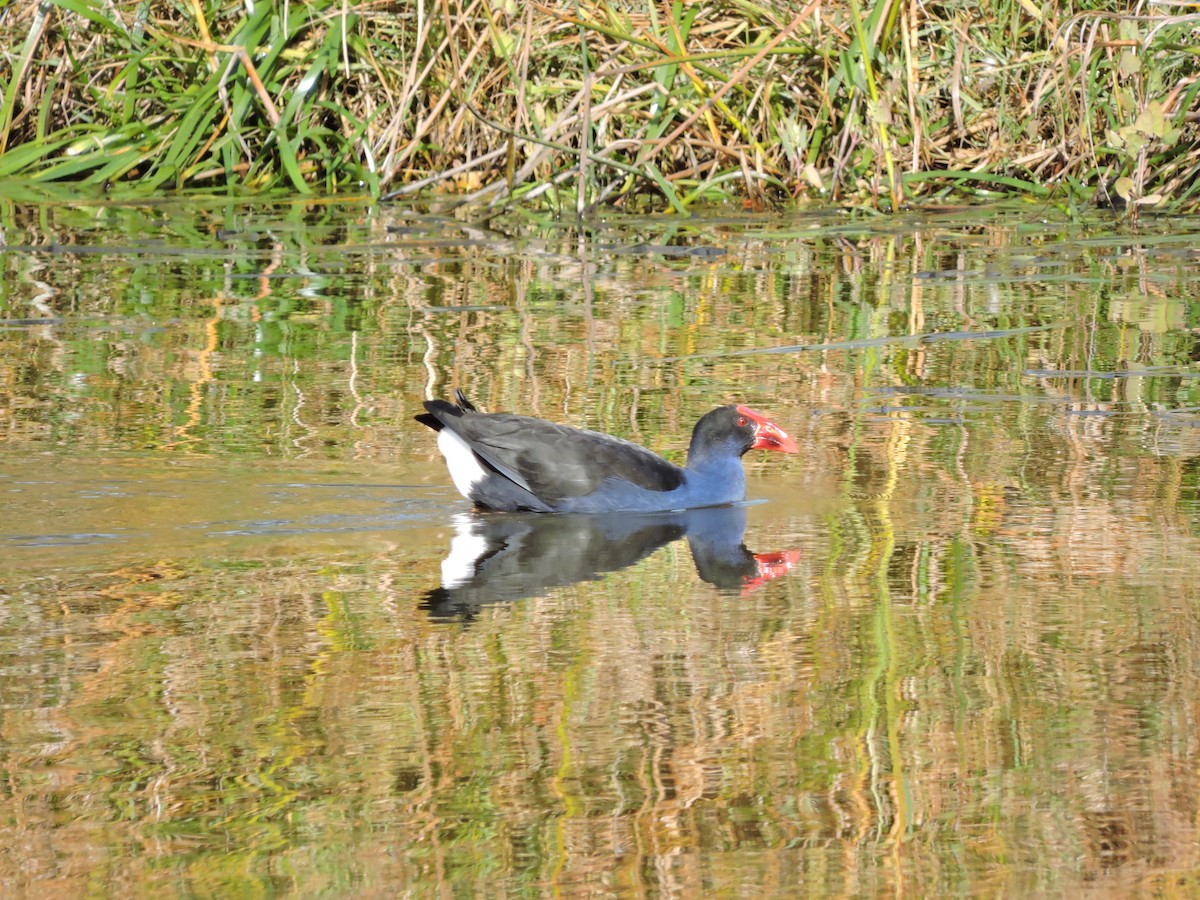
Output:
[0, 0, 1196, 212]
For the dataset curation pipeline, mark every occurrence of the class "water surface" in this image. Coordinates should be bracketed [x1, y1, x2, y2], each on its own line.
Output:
[2, 195, 1200, 895]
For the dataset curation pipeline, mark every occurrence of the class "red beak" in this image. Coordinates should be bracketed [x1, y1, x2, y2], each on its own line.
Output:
[742, 549, 802, 593]
[737, 405, 799, 454]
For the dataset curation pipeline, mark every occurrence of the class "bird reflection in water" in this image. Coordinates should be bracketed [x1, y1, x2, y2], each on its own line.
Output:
[421, 504, 799, 621]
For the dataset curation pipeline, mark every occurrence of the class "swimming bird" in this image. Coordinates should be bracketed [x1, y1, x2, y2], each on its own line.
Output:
[415, 390, 797, 513]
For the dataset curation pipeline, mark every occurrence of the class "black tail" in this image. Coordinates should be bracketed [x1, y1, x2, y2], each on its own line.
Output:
[415, 390, 478, 431]
[414, 412, 442, 431]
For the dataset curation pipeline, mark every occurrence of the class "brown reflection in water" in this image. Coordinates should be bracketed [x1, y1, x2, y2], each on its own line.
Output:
[1, 203, 1200, 895]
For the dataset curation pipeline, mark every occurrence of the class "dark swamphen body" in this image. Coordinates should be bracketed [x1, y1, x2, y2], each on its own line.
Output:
[415, 390, 797, 513]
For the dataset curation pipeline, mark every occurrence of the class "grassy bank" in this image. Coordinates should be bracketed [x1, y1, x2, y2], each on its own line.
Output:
[1, 0, 1197, 213]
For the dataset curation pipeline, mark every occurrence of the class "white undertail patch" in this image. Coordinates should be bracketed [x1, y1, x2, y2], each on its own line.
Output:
[441, 513, 487, 588]
[437, 427, 488, 499]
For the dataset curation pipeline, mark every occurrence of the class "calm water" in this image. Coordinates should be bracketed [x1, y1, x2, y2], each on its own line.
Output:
[2, 193, 1200, 896]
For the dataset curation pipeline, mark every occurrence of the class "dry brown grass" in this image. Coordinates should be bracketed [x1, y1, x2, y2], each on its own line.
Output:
[0, 0, 1197, 211]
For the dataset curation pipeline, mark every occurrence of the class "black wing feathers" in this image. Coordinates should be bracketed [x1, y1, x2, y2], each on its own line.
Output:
[452, 388, 477, 412]
[416, 392, 684, 504]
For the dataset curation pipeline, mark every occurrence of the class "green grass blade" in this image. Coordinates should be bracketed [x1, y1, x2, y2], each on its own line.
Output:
[644, 162, 687, 213]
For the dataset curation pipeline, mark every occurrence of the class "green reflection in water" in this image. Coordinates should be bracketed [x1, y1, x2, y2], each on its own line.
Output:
[1, 198, 1199, 895]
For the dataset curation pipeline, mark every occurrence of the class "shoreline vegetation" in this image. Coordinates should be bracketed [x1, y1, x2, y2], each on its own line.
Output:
[0, 0, 1197, 214]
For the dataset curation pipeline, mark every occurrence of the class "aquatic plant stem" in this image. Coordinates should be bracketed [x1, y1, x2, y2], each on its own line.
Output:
[0, 3, 50, 156]
[848, 0, 901, 210]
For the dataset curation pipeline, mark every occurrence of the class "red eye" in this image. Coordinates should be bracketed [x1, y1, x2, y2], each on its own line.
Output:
[738, 416, 748, 427]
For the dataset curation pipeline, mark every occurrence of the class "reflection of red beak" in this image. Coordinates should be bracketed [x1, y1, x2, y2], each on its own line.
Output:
[737, 405, 799, 454]
[742, 549, 802, 594]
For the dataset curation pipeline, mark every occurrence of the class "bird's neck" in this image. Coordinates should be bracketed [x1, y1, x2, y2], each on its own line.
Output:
[681, 451, 746, 507]
[685, 445, 746, 479]
[686, 434, 744, 470]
